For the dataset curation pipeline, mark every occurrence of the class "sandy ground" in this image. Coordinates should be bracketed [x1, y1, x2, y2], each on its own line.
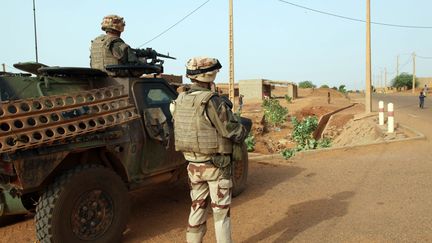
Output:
[243, 88, 354, 154]
[3, 139, 431, 242]
[0, 90, 424, 242]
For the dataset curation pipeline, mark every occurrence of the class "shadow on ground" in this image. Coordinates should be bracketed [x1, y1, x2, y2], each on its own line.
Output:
[242, 191, 355, 243]
[0, 214, 27, 227]
[122, 161, 304, 242]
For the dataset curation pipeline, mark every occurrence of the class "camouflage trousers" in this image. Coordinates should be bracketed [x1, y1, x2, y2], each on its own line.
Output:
[186, 161, 232, 243]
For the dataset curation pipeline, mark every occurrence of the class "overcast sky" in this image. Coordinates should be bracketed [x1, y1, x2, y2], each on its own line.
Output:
[2, 0, 432, 90]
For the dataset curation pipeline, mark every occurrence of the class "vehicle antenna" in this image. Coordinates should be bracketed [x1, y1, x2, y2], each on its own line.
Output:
[33, 0, 39, 63]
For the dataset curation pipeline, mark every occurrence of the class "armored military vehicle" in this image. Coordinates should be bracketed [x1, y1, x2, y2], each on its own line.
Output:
[0, 54, 250, 242]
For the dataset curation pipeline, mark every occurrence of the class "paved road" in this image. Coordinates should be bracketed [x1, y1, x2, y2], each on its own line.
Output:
[373, 93, 431, 134]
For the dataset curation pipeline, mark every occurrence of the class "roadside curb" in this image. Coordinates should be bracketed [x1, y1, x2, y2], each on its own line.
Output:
[249, 122, 426, 162]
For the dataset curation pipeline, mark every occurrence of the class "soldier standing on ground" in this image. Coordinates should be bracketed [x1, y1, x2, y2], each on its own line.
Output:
[90, 15, 137, 75]
[171, 57, 247, 243]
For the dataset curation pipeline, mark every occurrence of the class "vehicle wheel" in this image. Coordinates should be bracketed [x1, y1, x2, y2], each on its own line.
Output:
[35, 165, 130, 243]
[232, 143, 248, 197]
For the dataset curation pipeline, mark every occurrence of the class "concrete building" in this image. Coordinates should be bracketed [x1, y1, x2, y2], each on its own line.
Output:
[416, 77, 432, 90]
[239, 79, 298, 101]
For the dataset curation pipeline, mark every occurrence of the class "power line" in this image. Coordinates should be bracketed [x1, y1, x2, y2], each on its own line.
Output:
[399, 58, 411, 71]
[138, 0, 210, 47]
[417, 55, 432, 59]
[277, 0, 432, 29]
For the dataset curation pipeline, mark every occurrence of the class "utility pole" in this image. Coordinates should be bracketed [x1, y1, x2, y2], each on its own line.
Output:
[412, 52, 416, 93]
[396, 55, 399, 78]
[228, 0, 235, 109]
[380, 69, 383, 89]
[384, 67, 387, 91]
[365, 0, 372, 113]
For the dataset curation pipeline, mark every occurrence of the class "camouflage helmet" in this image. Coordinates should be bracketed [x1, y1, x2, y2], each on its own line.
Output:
[101, 15, 126, 33]
[186, 57, 222, 82]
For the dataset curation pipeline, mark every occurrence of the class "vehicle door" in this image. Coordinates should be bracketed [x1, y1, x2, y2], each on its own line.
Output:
[131, 79, 184, 173]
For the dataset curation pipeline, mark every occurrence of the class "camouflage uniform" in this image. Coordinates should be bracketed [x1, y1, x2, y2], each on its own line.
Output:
[90, 15, 138, 75]
[172, 57, 247, 243]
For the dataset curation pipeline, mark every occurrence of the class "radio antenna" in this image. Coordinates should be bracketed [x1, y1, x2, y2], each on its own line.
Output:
[33, 0, 39, 62]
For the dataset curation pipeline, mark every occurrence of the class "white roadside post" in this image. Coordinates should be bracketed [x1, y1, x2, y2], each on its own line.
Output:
[378, 101, 384, 125]
[387, 103, 394, 133]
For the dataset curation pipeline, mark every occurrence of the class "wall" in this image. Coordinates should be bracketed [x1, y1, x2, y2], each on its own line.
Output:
[287, 84, 298, 99]
[416, 77, 432, 89]
[239, 79, 263, 100]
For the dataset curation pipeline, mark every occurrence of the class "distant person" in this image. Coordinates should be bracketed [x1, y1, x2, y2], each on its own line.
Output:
[238, 94, 244, 112]
[327, 91, 331, 104]
[423, 84, 429, 97]
[419, 91, 426, 109]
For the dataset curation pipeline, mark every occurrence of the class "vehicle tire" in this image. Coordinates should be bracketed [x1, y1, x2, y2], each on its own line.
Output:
[232, 143, 249, 197]
[35, 165, 130, 243]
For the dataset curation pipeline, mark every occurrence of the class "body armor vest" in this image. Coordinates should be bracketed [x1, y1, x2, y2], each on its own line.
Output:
[173, 91, 232, 155]
[90, 34, 123, 75]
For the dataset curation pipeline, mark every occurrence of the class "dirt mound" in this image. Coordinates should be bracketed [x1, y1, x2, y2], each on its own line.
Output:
[293, 106, 333, 120]
[298, 88, 345, 98]
[332, 118, 383, 147]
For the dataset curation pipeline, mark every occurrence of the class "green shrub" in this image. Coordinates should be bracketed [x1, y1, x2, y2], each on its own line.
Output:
[317, 137, 331, 148]
[338, 85, 347, 94]
[281, 148, 296, 159]
[320, 84, 329, 88]
[298, 81, 316, 89]
[262, 99, 288, 127]
[291, 116, 318, 149]
[281, 116, 332, 159]
[284, 95, 292, 103]
[245, 133, 255, 152]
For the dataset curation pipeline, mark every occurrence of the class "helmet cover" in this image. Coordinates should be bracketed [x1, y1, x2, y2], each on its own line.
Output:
[101, 15, 125, 33]
[186, 57, 222, 82]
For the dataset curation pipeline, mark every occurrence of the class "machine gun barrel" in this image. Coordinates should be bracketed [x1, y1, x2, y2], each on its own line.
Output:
[134, 48, 176, 60]
[156, 52, 176, 60]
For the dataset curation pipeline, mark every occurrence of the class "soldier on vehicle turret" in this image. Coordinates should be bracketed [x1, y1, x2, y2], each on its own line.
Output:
[90, 14, 175, 76]
[90, 15, 136, 75]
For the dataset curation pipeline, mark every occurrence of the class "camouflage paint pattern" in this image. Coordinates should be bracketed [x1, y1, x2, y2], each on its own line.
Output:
[0, 70, 185, 215]
[186, 162, 232, 243]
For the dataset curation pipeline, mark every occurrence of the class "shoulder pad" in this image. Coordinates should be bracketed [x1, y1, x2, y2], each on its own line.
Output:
[200, 91, 218, 105]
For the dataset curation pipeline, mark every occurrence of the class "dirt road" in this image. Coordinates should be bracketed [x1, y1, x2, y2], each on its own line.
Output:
[1, 92, 432, 242]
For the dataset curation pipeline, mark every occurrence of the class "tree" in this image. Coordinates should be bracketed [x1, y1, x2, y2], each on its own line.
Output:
[392, 73, 418, 89]
[338, 85, 347, 93]
[320, 84, 329, 88]
[298, 81, 316, 89]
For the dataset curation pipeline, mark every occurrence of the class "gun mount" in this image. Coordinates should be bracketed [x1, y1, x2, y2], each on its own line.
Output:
[105, 48, 176, 76]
